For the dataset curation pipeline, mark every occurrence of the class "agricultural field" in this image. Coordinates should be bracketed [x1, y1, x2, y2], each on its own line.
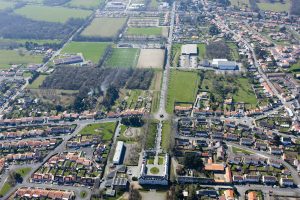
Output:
[81, 17, 126, 38]
[78, 122, 117, 140]
[0, 0, 15, 11]
[257, 0, 291, 12]
[105, 48, 140, 68]
[67, 0, 103, 9]
[27, 75, 48, 89]
[126, 27, 163, 36]
[61, 42, 111, 63]
[137, 49, 165, 68]
[0, 49, 43, 69]
[166, 70, 199, 113]
[14, 5, 92, 23]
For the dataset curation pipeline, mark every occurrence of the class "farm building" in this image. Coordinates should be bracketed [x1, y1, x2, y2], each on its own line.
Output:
[113, 141, 124, 165]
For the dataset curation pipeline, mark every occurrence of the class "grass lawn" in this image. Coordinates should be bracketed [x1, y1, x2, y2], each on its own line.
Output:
[81, 17, 126, 38]
[150, 167, 159, 174]
[289, 61, 300, 74]
[166, 70, 199, 113]
[16, 167, 32, 177]
[126, 27, 162, 36]
[161, 121, 171, 151]
[257, 1, 290, 12]
[145, 120, 159, 149]
[27, 75, 47, 89]
[227, 42, 240, 61]
[150, 0, 158, 9]
[106, 48, 140, 68]
[79, 122, 116, 140]
[68, 0, 103, 9]
[197, 43, 207, 59]
[62, 42, 110, 63]
[14, 5, 92, 23]
[0, 182, 11, 197]
[171, 43, 182, 67]
[232, 146, 253, 155]
[0, 49, 43, 69]
[0, 0, 15, 10]
[233, 78, 257, 105]
[158, 156, 164, 165]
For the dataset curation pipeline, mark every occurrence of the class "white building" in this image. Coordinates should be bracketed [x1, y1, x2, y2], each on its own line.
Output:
[180, 44, 198, 68]
[211, 59, 238, 70]
[113, 141, 124, 165]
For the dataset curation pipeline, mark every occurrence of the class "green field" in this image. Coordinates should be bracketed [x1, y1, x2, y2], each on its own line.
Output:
[0, 182, 11, 197]
[81, 17, 126, 38]
[62, 42, 110, 63]
[0, 0, 15, 10]
[257, 1, 291, 12]
[197, 43, 207, 59]
[232, 146, 253, 155]
[145, 120, 159, 149]
[15, 5, 92, 23]
[233, 78, 257, 105]
[106, 48, 140, 68]
[0, 50, 43, 69]
[16, 167, 32, 177]
[68, 0, 103, 9]
[166, 70, 199, 113]
[289, 61, 300, 74]
[79, 122, 116, 140]
[227, 42, 240, 61]
[126, 27, 162, 36]
[161, 121, 171, 151]
[27, 75, 47, 89]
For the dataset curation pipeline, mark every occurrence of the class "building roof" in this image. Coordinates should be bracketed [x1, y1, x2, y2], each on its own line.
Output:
[247, 191, 257, 200]
[181, 44, 197, 55]
[113, 141, 124, 164]
[204, 163, 225, 171]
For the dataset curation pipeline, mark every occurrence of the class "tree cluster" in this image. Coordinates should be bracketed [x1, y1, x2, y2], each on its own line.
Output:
[206, 41, 231, 59]
[0, 12, 85, 40]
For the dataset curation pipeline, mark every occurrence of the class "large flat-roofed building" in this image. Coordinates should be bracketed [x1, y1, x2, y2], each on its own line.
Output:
[180, 44, 198, 68]
[113, 141, 124, 165]
[181, 44, 198, 55]
[212, 59, 238, 70]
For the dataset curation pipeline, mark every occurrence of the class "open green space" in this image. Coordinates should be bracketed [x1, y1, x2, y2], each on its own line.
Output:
[68, 0, 103, 9]
[161, 121, 171, 151]
[27, 75, 47, 89]
[150, 167, 160, 174]
[257, 1, 291, 12]
[105, 48, 140, 68]
[16, 167, 32, 177]
[230, 0, 250, 8]
[197, 43, 207, 59]
[79, 122, 116, 140]
[232, 146, 253, 155]
[289, 61, 300, 74]
[145, 120, 159, 149]
[61, 42, 110, 63]
[14, 5, 92, 23]
[0, 49, 43, 69]
[166, 70, 199, 113]
[200, 71, 257, 105]
[0, 182, 11, 197]
[233, 78, 257, 105]
[0, 0, 15, 11]
[227, 42, 240, 61]
[81, 17, 126, 38]
[126, 27, 162, 36]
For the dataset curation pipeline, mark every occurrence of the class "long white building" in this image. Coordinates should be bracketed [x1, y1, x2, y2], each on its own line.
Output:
[113, 141, 124, 165]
